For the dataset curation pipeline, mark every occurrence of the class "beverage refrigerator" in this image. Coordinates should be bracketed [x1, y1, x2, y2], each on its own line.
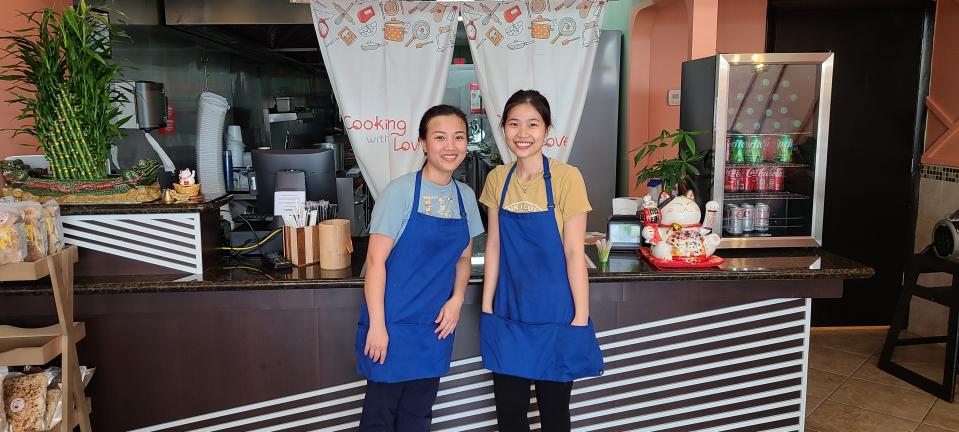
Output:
[680, 53, 835, 248]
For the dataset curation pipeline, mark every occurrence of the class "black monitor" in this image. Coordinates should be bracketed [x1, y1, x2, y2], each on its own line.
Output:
[253, 149, 337, 216]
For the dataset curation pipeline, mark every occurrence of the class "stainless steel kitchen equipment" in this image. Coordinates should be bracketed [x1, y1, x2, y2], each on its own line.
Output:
[134, 81, 167, 131]
[680, 53, 834, 248]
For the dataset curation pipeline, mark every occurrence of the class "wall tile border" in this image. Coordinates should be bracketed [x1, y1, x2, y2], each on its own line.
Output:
[921, 165, 959, 183]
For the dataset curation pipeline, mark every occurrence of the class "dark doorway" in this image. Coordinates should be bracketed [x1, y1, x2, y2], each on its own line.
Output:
[767, 0, 933, 325]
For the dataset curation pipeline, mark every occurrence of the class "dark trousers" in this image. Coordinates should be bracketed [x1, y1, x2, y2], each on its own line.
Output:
[492, 373, 574, 432]
[359, 378, 441, 432]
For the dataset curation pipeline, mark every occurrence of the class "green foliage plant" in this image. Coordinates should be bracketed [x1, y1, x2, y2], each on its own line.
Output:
[1, 0, 129, 180]
[631, 129, 707, 193]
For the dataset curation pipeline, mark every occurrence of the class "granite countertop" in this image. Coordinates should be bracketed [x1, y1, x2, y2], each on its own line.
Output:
[0, 235, 874, 296]
[60, 194, 232, 215]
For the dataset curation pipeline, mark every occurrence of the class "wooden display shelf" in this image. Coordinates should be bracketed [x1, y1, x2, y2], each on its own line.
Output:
[0, 245, 92, 432]
[0, 246, 78, 282]
[0, 322, 86, 366]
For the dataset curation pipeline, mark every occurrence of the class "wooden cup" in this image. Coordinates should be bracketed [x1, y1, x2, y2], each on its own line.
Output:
[318, 219, 353, 270]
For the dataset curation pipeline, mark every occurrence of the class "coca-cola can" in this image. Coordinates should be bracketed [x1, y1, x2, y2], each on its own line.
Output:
[770, 167, 784, 191]
[725, 204, 743, 235]
[741, 203, 755, 232]
[755, 202, 770, 232]
[744, 167, 761, 191]
[757, 167, 771, 191]
[724, 168, 741, 192]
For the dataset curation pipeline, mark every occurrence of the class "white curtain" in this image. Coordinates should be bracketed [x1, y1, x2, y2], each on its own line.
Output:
[461, 0, 606, 164]
[310, 0, 458, 199]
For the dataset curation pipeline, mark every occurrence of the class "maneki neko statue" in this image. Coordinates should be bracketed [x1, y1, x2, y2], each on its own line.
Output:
[641, 190, 722, 263]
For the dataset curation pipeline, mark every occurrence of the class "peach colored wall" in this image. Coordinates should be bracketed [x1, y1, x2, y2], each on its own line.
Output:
[0, 0, 69, 161]
[922, 0, 959, 167]
[717, 0, 767, 54]
[686, 0, 718, 59]
[626, 0, 767, 196]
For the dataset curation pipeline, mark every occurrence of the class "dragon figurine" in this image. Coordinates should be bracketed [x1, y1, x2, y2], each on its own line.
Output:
[1, 159, 162, 203]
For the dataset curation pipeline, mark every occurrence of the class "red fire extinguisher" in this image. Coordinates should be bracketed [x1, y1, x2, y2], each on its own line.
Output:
[158, 103, 175, 135]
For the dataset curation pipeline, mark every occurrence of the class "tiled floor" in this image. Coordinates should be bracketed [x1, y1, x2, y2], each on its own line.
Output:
[806, 328, 959, 432]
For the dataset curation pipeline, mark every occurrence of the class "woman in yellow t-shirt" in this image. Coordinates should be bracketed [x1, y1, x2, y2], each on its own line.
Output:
[478, 90, 604, 431]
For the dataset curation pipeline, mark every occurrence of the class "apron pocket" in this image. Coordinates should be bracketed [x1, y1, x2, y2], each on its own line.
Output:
[355, 322, 455, 383]
[556, 320, 605, 380]
[481, 313, 604, 381]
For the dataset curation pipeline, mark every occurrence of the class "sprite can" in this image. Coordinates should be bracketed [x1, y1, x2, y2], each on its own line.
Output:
[746, 135, 765, 163]
[777, 135, 794, 163]
[730, 135, 746, 164]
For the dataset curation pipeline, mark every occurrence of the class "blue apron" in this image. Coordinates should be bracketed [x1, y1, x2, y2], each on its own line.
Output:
[480, 156, 604, 382]
[356, 170, 470, 383]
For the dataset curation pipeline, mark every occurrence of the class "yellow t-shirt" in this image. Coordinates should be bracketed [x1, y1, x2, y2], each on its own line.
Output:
[479, 159, 592, 237]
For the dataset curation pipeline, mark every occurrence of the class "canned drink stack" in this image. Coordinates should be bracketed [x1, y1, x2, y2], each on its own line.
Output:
[744, 167, 761, 191]
[771, 167, 785, 191]
[725, 204, 743, 235]
[777, 135, 794, 163]
[746, 135, 765, 163]
[730, 135, 746, 164]
[741, 203, 755, 232]
[724, 168, 742, 192]
[755, 202, 770, 232]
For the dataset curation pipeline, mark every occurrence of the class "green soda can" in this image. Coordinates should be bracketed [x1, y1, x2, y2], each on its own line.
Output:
[730, 135, 746, 164]
[746, 135, 764, 163]
[777, 135, 794, 163]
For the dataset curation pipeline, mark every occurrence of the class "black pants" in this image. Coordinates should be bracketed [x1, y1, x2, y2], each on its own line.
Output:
[492, 373, 574, 432]
[359, 378, 441, 432]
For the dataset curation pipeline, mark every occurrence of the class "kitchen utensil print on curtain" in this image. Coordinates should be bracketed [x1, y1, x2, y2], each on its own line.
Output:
[310, 1, 458, 199]
[459, 0, 606, 164]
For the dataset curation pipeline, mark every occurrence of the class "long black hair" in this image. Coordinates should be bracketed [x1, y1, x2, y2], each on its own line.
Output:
[418, 104, 468, 140]
[500, 89, 552, 129]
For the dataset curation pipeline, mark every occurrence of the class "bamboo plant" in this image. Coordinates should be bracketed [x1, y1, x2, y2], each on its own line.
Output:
[632, 129, 707, 194]
[0, 0, 129, 180]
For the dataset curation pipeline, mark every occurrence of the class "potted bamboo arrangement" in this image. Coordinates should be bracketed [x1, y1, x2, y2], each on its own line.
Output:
[0, 0, 161, 203]
[632, 128, 707, 195]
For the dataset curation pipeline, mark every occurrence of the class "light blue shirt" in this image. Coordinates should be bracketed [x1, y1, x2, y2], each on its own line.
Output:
[370, 172, 484, 241]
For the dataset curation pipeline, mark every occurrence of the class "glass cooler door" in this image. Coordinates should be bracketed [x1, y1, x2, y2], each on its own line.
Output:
[714, 53, 833, 248]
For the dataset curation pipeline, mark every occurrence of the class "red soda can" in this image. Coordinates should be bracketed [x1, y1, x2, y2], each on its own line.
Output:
[762, 135, 778, 161]
[744, 167, 761, 191]
[725, 136, 732, 162]
[724, 168, 741, 191]
[771, 167, 784, 191]
[756, 167, 770, 191]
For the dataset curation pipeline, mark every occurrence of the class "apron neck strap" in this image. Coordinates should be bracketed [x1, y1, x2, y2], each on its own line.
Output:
[499, 154, 556, 210]
[413, 170, 424, 210]
[542, 154, 555, 209]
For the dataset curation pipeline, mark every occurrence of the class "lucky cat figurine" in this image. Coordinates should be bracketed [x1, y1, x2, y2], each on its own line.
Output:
[178, 168, 196, 187]
[641, 190, 722, 262]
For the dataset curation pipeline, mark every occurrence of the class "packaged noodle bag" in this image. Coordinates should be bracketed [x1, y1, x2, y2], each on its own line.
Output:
[41, 201, 63, 254]
[0, 204, 27, 265]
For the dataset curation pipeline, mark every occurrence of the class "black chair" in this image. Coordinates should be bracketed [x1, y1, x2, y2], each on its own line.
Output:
[878, 251, 959, 401]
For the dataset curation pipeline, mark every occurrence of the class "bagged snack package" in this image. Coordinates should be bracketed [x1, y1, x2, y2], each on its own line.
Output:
[9, 202, 47, 261]
[0, 370, 8, 432]
[0, 204, 27, 265]
[2, 371, 48, 432]
[41, 201, 63, 255]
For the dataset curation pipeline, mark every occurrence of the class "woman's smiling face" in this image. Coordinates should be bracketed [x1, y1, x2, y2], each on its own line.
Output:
[504, 103, 547, 159]
[422, 114, 468, 174]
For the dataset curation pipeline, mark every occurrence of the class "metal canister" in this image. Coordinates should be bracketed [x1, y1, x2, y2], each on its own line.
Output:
[777, 135, 794, 163]
[730, 135, 746, 163]
[746, 135, 765, 163]
[741, 203, 755, 232]
[725, 204, 743, 235]
[755, 202, 770, 232]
